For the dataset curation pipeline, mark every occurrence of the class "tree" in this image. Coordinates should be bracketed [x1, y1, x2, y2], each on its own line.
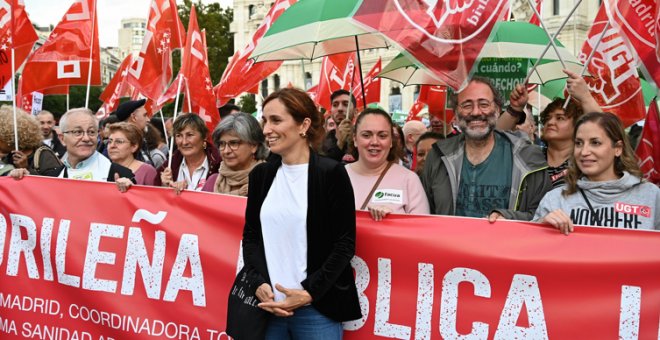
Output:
[238, 94, 257, 114]
[176, 0, 234, 84]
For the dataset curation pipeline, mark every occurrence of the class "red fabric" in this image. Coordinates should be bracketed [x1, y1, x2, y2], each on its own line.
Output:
[314, 52, 357, 110]
[0, 0, 38, 88]
[2, 176, 660, 339]
[20, 0, 100, 94]
[214, 0, 296, 106]
[352, 0, 509, 91]
[636, 100, 660, 184]
[406, 100, 425, 122]
[528, 0, 543, 26]
[417, 85, 453, 123]
[352, 58, 381, 109]
[178, 8, 218, 132]
[603, 0, 660, 88]
[579, 5, 645, 127]
[97, 55, 134, 119]
[126, 0, 185, 101]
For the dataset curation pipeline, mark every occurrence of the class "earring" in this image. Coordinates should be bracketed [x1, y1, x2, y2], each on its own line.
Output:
[203, 141, 207, 150]
[300, 131, 307, 138]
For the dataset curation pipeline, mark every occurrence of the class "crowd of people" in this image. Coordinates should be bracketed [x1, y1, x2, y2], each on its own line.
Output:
[2, 70, 659, 339]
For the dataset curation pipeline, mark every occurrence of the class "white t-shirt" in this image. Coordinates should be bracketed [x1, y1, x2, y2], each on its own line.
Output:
[260, 163, 309, 302]
[59, 151, 111, 181]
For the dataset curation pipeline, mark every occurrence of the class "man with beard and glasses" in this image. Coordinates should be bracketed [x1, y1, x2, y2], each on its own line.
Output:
[421, 76, 552, 221]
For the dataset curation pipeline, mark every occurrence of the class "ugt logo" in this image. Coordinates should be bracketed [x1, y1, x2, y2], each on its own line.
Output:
[393, 0, 505, 43]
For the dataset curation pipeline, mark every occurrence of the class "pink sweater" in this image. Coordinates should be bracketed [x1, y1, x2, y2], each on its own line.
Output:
[346, 163, 430, 215]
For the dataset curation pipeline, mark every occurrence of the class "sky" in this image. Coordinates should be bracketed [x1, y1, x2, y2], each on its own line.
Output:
[23, 0, 233, 47]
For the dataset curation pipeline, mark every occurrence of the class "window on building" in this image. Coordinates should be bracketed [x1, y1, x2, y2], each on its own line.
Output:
[273, 74, 280, 91]
[390, 87, 401, 95]
[249, 5, 255, 18]
[261, 79, 268, 98]
[304, 72, 312, 90]
[553, 0, 560, 15]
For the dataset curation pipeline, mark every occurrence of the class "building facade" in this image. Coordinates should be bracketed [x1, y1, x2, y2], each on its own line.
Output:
[230, 0, 600, 119]
[118, 18, 147, 60]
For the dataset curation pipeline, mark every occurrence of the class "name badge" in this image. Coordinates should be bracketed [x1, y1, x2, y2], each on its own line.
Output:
[68, 169, 94, 181]
[371, 189, 403, 204]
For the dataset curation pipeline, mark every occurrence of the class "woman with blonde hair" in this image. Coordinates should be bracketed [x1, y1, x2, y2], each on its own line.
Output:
[534, 112, 660, 234]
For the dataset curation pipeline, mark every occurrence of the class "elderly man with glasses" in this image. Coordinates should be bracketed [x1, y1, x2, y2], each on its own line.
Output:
[420, 76, 551, 221]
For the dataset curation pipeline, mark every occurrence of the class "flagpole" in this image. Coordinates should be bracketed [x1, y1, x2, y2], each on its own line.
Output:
[11, 47, 18, 151]
[85, 0, 98, 108]
[354, 36, 367, 110]
[563, 21, 609, 109]
[526, 0, 571, 70]
[159, 110, 169, 148]
[66, 92, 70, 111]
[523, 0, 582, 84]
[168, 75, 184, 169]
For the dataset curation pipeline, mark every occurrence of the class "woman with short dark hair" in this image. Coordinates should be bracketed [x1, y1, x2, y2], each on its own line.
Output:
[156, 113, 220, 193]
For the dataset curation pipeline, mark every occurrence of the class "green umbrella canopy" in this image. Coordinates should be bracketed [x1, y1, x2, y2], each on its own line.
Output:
[378, 21, 581, 87]
[250, 0, 390, 62]
[540, 77, 656, 106]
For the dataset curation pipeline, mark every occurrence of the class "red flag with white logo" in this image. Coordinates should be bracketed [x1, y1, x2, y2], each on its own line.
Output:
[179, 9, 219, 132]
[579, 5, 645, 127]
[406, 100, 425, 122]
[97, 54, 134, 119]
[214, 0, 296, 106]
[351, 0, 509, 91]
[127, 0, 185, 101]
[602, 0, 660, 88]
[352, 58, 381, 109]
[636, 99, 660, 185]
[314, 52, 357, 110]
[0, 0, 38, 89]
[529, 0, 543, 26]
[20, 0, 100, 94]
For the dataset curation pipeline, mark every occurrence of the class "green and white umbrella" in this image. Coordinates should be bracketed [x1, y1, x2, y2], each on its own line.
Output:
[250, 0, 392, 109]
[377, 53, 448, 87]
[251, 0, 390, 62]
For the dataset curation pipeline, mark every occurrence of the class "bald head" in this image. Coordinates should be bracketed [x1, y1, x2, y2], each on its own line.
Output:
[402, 120, 427, 150]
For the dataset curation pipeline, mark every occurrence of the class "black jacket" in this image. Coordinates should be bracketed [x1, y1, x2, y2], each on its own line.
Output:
[45, 130, 66, 158]
[242, 151, 362, 322]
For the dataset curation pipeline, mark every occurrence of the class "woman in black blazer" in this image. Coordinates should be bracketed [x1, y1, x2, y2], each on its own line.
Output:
[243, 88, 361, 339]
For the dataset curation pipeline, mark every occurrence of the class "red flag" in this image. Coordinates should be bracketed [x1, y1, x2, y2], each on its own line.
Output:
[636, 99, 660, 185]
[579, 5, 645, 127]
[127, 0, 185, 101]
[352, 58, 381, 109]
[418, 85, 453, 123]
[406, 100, 425, 122]
[214, 0, 296, 106]
[351, 0, 509, 90]
[0, 0, 38, 89]
[314, 52, 357, 110]
[306, 84, 318, 103]
[97, 54, 134, 119]
[178, 9, 219, 132]
[602, 0, 660, 88]
[20, 0, 100, 94]
[529, 0, 543, 26]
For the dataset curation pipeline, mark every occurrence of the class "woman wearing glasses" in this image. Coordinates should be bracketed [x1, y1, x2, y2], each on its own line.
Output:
[156, 113, 221, 193]
[201, 112, 268, 196]
[106, 122, 158, 186]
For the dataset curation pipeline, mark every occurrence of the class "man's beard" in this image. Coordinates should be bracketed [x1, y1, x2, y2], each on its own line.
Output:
[457, 110, 497, 141]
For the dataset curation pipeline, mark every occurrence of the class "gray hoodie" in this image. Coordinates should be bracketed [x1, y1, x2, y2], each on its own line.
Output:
[534, 172, 660, 230]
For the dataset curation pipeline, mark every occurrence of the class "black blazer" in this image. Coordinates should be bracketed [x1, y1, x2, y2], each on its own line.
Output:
[242, 151, 362, 322]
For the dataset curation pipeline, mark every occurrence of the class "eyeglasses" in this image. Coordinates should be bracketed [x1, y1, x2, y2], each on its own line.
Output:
[217, 140, 243, 151]
[63, 129, 98, 138]
[457, 100, 494, 113]
[104, 138, 129, 146]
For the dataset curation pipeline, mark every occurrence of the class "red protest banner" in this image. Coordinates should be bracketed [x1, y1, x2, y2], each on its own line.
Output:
[1, 176, 660, 339]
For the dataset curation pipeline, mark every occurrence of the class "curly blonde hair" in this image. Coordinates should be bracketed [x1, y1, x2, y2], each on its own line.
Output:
[0, 105, 43, 151]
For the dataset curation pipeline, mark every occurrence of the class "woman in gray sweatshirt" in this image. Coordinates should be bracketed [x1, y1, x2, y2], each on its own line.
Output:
[534, 112, 660, 234]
